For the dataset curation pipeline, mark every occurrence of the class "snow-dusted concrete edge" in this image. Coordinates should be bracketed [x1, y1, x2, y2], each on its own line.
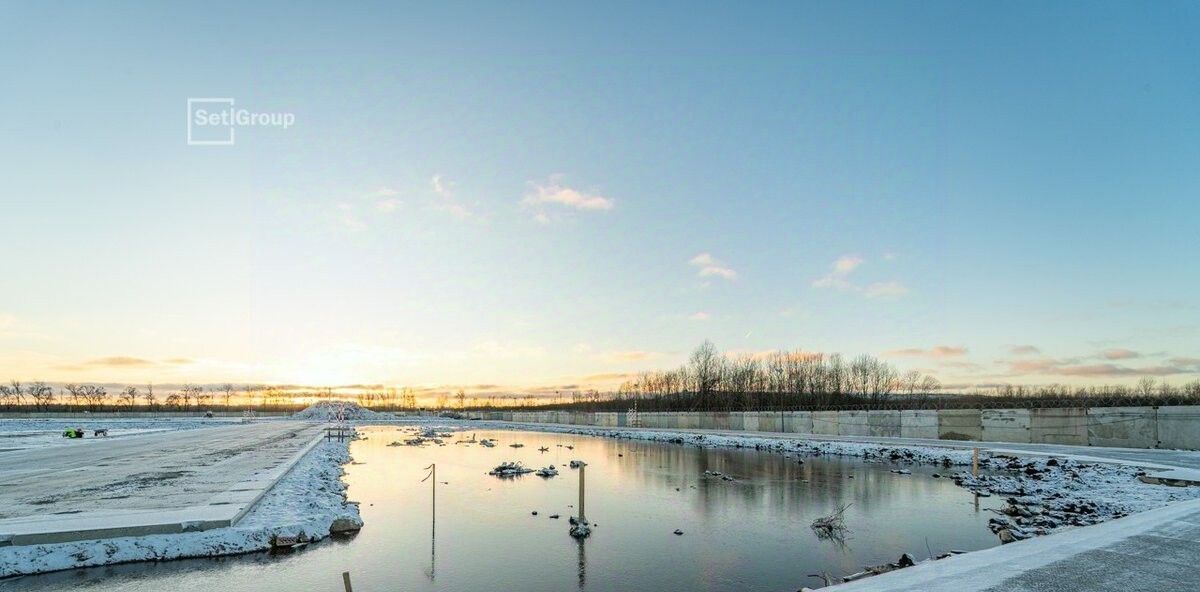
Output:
[822, 496, 1200, 591]
[0, 431, 361, 578]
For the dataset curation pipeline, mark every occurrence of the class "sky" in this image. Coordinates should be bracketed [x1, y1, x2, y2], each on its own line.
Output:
[1, 1, 1198, 395]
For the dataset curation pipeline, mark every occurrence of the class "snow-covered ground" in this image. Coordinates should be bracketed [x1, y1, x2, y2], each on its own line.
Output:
[0, 438, 359, 577]
[0, 418, 233, 450]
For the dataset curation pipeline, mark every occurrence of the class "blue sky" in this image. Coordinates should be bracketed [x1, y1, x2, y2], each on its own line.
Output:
[1, 1, 1197, 393]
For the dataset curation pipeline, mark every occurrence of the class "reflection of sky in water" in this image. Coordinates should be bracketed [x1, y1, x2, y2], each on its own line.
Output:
[4, 427, 1003, 592]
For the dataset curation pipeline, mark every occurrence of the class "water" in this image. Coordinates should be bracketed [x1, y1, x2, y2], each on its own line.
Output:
[4, 427, 1003, 591]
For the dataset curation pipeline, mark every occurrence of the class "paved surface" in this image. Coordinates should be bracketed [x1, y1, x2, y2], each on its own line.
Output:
[828, 497, 1200, 592]
[507, 421, 1200, 591]
[0, 421, 324, 545]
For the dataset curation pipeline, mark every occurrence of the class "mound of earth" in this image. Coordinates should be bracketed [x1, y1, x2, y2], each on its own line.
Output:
[293, 401, 394, 421]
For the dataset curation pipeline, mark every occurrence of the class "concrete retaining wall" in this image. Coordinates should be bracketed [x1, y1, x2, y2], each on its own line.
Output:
[1030, 408, 1088, 445]
[838, 411, 871, 437]
[477, 404, 1200, 450]
[1154, 406, 1200, 450]
[868, 410, 902, 438]
[1088, 407, 1158, 449]
[938, 409, 982, 441]
[784, 411, 813, 434]
[981, 409, 1032, 443]
[812, 411, 839, 435]
[900, 410, 939, 439]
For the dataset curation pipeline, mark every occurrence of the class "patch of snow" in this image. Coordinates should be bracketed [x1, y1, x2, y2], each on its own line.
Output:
[292, 401, 395, 421]
[0, 438, 359, 577]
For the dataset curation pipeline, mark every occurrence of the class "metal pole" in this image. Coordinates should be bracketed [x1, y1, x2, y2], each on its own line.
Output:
[578, 463, 586, 523]
[342, 571, 353, 592]
[972, 447, 979, 476]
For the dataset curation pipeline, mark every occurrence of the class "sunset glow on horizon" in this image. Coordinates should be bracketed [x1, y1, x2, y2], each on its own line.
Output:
[1, 2, 1197, 395]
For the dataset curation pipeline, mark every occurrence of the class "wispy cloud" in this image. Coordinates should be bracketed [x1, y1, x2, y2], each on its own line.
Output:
[522, 175, 614, 222]
[1009, 345, 1041, 355]
[688, 253, 737, 281]
[1001, 355, 1200, 378]
[431, 175, 454, 198]
[885, 345, 968, 358]
[336, 203, 366, 231]
[607, 350, 659, 362]
[688, 312, 711, 321]
[86, 356, 157, 367]
[812, 255, 863, 290]
[864, 281, 908, 299]
[813, 255, 907, 299]
[1099, 348, 1141, 360]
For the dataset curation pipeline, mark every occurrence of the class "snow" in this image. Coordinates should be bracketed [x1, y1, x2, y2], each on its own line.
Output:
[292, 400, 396, 421]
[0, 436, 359, 577]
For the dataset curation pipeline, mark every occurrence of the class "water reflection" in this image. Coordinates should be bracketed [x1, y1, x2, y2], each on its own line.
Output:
[422, 463, 437, 581]
[1, 427, 1003, 592]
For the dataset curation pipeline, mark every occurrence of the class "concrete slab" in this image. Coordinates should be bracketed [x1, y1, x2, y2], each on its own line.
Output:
[900, 410, 938, 439]
[939, 409, 982, 441]
[982, 409, 1032, 443]
[1030, 408, 1088, 445]
[1156, 406, 1200, 451]
[1088, 407, 1157, 449]
[0, 422, 324, 546]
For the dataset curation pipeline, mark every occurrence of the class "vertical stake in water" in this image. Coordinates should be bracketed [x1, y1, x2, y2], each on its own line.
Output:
[972, 447, 979, 476]
[422, 463, 437, 579]
[578, 462, 586, 524]
[570, 461, 591, 538]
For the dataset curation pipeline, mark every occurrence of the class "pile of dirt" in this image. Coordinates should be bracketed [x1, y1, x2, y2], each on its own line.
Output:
[293, 401, 394, 421]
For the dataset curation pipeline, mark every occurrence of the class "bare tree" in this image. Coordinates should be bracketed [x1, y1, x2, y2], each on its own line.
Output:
[143, 383, 157, 410]
[118, 386, 139, 409]
[220, 383, 236, 408]
[28, 381, 54, 410]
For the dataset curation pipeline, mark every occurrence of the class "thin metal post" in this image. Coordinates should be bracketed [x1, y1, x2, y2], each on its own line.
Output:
[578, 463, 586, 523]
[972, 447, 979, 476]
[342, 571, 353, 592]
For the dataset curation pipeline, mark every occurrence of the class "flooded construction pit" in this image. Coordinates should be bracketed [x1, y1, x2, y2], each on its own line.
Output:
[2, 426, 1003, 591]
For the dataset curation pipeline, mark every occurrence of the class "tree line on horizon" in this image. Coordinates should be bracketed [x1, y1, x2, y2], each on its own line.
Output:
[1, 340, 1198, 412]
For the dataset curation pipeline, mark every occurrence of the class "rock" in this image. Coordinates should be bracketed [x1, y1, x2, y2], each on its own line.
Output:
[532, 511, 538, 516]
[997, 529, 1017, 544]
[897, 553, 916, 568]
[329, 514, 364, 534]
[549, 514, 560, 519]
[674, 529, 684, 535]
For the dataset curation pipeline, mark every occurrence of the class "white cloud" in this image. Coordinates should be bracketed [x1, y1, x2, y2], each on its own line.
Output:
[812, 255, 908, 300]
[688, 252, 737, 281]
[864, 281, 908, 299]
[431, 175, 454, 198]
[812, 255, 863, 290]
[522, 176, 614, 214]
[337, 203, 366, 231]
[375, 198, 401, 213]
[688, 312, 711, 321]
